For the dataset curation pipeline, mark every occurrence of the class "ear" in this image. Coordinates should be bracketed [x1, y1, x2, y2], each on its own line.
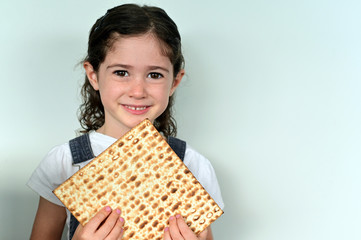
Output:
[83, 61, 99, 90]
[170, 69, 185, 96]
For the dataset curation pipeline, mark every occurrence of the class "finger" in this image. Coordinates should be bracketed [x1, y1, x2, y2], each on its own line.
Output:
[198, 227, 210, 240]
[97, 208, 122, 239]
[105, 216, 125, 240]
[116, 217, 126, 240]
[163, 227, 171, 240]
[168, 215, 183, 240]
[175, 215, 197, 239]
[84, 206, 113, 232]
[72, 224, 84, 239]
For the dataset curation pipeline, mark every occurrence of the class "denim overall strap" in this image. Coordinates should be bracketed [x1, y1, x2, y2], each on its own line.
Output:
[69, 133, 95, 164]
[68, 133, 186, 239]
[167, 136, 186, 161]
[68, 133, 94, 239]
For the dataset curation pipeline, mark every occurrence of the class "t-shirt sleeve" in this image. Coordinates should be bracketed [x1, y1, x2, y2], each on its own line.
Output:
[183, 145, 225, 210]
[27, 143, 73, 206]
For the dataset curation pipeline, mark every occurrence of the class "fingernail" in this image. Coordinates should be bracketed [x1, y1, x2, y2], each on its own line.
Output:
[119, 217, 124, 223]
[116, 209, 121, 214]
[105, 206, 112, 212]
[169, 216, 175, 221]
[176, 214, 181, 219]
[164, 227, 169, 232]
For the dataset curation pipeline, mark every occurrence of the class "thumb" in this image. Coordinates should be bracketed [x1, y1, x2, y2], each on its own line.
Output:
[198, 227, 209, 240]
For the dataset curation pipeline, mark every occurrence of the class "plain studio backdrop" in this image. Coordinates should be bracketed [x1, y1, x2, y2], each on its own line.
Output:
[1, 0, 360, 239]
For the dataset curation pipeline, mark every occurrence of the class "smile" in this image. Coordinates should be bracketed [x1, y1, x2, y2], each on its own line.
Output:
[122, 105, 151, 115]
[124, 105, 148, 111]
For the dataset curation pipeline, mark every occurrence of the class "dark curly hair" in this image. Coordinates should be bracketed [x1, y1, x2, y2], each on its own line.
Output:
[78, 4, 185, 138]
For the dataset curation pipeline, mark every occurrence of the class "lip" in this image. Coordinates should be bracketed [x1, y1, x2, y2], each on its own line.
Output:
[122, 104, 151, 115]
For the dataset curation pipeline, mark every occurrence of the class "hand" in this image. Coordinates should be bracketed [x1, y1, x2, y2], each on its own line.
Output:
[72, 206, 125, 240]
[163, 215, 210, 240]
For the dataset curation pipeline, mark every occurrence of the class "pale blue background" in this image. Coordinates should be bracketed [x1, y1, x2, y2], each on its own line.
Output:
[1, 0, 360, 239]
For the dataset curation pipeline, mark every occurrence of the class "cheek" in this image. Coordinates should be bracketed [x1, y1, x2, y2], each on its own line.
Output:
[165, 79, 177, 96]
[97, 82, 123, 103]
[154, 84, 173, 101]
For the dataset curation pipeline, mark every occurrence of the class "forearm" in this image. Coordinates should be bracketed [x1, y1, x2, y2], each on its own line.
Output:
[30, 197, 66, 240]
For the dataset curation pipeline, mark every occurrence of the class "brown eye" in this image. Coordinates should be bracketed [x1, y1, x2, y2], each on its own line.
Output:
[114, 70, 129, 77]
[148, 72, 163, 79]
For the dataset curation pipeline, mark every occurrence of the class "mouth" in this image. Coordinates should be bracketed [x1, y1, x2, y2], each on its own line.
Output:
[122, 104, 150, 115]
[124, 105, 147, 111]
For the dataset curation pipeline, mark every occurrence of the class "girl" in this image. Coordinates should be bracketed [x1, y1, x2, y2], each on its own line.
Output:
[28, 4, 224, 240]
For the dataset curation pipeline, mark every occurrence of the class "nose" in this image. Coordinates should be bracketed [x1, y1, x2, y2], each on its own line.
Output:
[128, 78, 147, 99]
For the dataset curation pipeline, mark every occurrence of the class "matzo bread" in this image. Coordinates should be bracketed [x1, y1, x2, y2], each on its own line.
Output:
[53, 119, 223, 240]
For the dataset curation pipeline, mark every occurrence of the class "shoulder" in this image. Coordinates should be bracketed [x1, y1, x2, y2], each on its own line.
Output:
[183, 144, 212, 173]
[183, 143, 225, 209]
[27, 142, 74, 206]
[183, 144, 217, 183]
[39, 143, 73, 174]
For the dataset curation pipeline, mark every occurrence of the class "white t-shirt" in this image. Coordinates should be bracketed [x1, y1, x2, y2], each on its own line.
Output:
[27, 131, 224, 237]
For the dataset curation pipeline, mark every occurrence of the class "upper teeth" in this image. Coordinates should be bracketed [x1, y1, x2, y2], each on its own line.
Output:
[127, 106, 146, 110]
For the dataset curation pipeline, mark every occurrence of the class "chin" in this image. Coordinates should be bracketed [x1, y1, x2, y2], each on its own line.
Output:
[126, 118, 150, 128]
[122, 114, 157, 130]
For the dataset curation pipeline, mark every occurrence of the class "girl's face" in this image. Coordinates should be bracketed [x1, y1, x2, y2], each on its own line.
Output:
[84, 33, 184, 138]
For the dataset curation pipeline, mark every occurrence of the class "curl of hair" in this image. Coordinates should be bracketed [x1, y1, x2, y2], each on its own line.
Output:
[78, 4, 184, 138]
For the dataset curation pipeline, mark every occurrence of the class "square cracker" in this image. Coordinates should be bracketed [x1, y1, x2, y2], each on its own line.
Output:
[53, 119, 223, 240]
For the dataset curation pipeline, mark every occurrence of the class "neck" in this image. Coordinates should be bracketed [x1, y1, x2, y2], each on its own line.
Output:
[96, 124, 130, 139]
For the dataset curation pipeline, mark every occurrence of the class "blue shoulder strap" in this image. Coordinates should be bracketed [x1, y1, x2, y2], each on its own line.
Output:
[69, 133, 95, 164]
[167, 136, 186, 161]
[68, 133, 186, 239]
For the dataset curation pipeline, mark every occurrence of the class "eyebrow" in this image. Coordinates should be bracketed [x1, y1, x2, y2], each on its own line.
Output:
[107, 64, 131, 70]
[107, 64, 170, 73]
